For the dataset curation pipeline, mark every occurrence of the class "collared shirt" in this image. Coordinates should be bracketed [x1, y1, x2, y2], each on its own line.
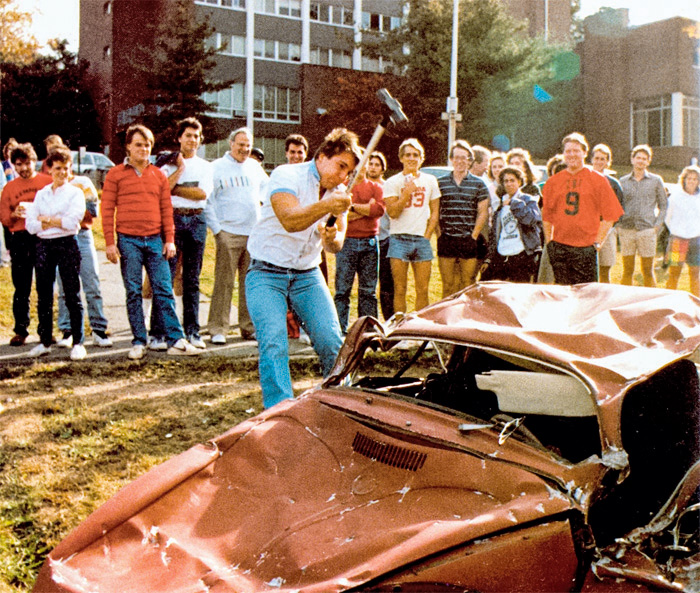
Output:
[618, 170, 667, 230]
[25, 182, 85, 239]
[437, 172, 489, 238]
[161, 155, 214, 210]
[247, 160, 345, 270]
[205, 153, 268, 236]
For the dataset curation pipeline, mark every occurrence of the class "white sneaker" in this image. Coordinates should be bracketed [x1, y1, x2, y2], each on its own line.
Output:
[128, 344, 146, 360]
[28, 343, 51, 357]
[211, 334, 226, 345]
[70, 344, 87, 361]
[147, 336, 168, 351]
[167, 338, 201, 356]
[188, 334, 206, 349]
[92, 331, 113, 348]
[57, 332, 73, 348]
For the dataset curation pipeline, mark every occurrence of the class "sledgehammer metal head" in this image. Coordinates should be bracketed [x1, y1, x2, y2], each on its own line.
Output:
[377, 88, 408, 127]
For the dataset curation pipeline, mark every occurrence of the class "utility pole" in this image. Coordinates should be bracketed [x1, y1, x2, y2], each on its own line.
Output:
[441, 0, 462, 162]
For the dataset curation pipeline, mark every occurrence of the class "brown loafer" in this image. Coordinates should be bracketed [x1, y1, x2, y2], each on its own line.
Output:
[9, 334, 26, 346]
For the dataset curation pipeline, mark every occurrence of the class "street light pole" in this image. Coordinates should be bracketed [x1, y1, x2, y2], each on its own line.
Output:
[445, 0, 460, 162]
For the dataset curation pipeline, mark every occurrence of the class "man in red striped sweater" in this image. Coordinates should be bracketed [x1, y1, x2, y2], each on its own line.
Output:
[101, 124, 200, 360]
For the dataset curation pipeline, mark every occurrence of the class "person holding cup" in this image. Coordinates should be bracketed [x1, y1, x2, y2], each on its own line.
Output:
[0, 143, 52, 346]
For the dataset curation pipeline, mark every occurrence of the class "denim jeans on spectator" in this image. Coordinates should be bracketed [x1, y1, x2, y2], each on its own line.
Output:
[378, 237, 394, 321]
[7, 230, 38, 337]
[150, 212, 207, 337]
[117, 233, 184, 346]
[57, 228, 109, 333]
[334, 236, 379, 333]
[35, 236, 83, 347]
[246, 260, 344, 409]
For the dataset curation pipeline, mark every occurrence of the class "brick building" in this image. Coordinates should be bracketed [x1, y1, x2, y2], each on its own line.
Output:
[79, 0, 572, 165]
[579, 8, 700, 169]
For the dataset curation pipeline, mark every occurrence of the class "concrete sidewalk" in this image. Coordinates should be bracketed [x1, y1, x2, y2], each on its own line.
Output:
[0, 250, 315, 364]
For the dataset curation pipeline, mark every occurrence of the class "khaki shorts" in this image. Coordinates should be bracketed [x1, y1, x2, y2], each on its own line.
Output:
[618, 227, 658, 258]
[598, 227, 617, 267]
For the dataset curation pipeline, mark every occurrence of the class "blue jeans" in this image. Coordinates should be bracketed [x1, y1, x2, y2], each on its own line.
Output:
[57, 228, 109, 333]
[117, 233, 184, 346]
[151, 212, 207, 337]
[334, 236, 379, 333]
[246, 260, 344, 409]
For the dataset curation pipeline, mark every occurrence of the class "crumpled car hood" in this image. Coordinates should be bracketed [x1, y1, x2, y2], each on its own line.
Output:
[35, 397, 575, 593]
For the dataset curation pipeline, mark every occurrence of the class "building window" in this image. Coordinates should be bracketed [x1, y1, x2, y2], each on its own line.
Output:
[683, 95, 700, 149]
[204, 83, 299, 122]
[632, 96, 672, 147]
[196, 0, 245, 7]
[361, 11, 401, 32]
[255, 137, 287, 169]
[203, 83, 246, 118]
[254, 84, 300, 121]
[204, 139, 231, 160]
[310, 3, 352, 27]
[310, 46, 351, 69]
[255, 0, 301, 18]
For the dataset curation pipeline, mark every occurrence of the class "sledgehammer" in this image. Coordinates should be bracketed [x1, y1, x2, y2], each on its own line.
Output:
[326, 88, 408, 227]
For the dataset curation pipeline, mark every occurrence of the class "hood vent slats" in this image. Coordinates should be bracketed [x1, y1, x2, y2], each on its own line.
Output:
[352, 432, 426, 471]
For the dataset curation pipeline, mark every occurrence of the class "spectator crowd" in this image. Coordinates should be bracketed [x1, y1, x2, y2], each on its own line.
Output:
[2, 122, 699, 408]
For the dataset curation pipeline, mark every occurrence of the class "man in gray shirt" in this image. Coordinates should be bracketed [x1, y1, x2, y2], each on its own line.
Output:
[618, 144, 666, 287]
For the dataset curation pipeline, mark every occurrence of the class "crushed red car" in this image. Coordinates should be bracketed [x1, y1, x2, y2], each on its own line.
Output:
[34, 282, 700, 592]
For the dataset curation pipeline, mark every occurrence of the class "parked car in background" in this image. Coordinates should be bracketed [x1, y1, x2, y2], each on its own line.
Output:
[70, 151, 115, 189]
[34, 282, 700, 592]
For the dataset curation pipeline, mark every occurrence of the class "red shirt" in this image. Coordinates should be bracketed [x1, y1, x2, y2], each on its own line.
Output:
[0, 174, 52, 232]
[542, 167, 623, 247]
[101, 162, 174, 247]
[347, 179, 385, 238]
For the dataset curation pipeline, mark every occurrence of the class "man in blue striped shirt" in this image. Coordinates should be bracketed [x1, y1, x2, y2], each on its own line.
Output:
[437, 140, 490, 297]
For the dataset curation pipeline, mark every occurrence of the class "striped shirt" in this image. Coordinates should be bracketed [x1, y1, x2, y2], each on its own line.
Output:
[438, 173, 489, 238]
[101, 162, 174, 246]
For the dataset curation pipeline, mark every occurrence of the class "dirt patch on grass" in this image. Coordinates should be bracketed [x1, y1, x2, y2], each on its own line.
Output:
[0, 357, 320, 592]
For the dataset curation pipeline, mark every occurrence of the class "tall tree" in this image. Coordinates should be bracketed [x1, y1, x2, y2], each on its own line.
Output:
[131, 0, 232, 150]
[348, 0, 573, 162]
[0, 0, 38, 65]
[1, 40, 101, 153]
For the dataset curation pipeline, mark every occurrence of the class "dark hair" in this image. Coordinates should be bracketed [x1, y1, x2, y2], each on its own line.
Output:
[368, 151, 387, 171]
[498, 165, 525, 186]
[471, 145, 491, 164]
[10, 143, 38, 163]
[313, 128, 362, 165]
[250, 147, 264, 162]
[176, 117, 203, 141]
[45, 147, 72, 168]
[449, 139, 473, 160]
[546, 153, 565, 177]
[487, 152, 505, 181]
[285, 133, 308, 153]
[126, 124, 155, 146]
[506, 147, 537, 185]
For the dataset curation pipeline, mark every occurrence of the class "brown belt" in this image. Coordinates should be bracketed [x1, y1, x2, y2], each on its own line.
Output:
[173, 208, 203, 216]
